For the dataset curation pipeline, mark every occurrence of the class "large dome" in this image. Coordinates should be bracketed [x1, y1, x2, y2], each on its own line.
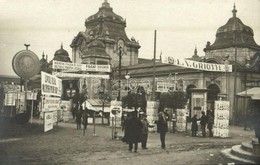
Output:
[204, 4, 260, 50]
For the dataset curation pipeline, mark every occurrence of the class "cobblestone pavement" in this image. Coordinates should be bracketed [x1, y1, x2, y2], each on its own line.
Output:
[0, 118, 255, 165]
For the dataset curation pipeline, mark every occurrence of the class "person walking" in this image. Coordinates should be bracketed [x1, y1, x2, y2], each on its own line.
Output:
[140, 113, 153, 149]
[125, 111, 142, 152]
[200, 111, 208, 137]
[158, 111, 168, 149]
[191, 114, 198, 137]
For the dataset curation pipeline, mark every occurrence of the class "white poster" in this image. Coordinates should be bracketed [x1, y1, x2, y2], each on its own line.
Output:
[52, 72, 110, 79]
[162, 56, 232, 72]
[213, 100, 230, 138]
[44, 111, 54, 132]
[42, 96, 61, 112]
[53, 60, 110, 72]
[41, 71, 62, 97]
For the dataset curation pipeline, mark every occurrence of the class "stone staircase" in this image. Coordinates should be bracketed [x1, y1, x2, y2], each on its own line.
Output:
[221, 138, 260, 164]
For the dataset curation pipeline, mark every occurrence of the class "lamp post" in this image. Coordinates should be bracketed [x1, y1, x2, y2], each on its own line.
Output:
[244, 55, 251, 116]
[125, 72, 130, 91]
[174, 73, 178, 91]
[116, 39, 125, 101]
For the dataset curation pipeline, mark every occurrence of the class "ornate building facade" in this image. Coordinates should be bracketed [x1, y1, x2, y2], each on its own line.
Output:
[70, 0, 140, 68]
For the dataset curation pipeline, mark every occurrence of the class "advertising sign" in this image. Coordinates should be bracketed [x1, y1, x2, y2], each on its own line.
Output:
[162, 56, 232, 72]
[42, 96, 61, 112]
[213, 100, 230, 138]
[52, 72, 110, 79]
[41, 71, 62, 97]
[44, 111, 54, 132]
[53, 60, 110, 72]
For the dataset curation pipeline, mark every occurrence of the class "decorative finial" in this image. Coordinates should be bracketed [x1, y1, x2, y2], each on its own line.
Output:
[194, 46, 197, 56]
[42, 51, 45, 59]
[232, 3, 237, 18]
[102, 0, 110, 8]
[24, 44, 30, 50]
[61, 43, 63, 49]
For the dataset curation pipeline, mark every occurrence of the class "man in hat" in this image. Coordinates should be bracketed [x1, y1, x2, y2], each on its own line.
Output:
[140, 113, 153, 149]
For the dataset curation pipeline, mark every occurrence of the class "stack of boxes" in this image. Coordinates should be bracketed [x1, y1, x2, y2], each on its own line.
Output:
[60, 100, 72, 122]
[146, 101, 159, 132]
[213, 101, 230, 138]
[176, 109, 187, 132]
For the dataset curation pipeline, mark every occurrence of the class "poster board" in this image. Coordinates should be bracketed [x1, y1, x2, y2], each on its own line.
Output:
[213, 100, 230, 138]
[44, 111, 54, 132]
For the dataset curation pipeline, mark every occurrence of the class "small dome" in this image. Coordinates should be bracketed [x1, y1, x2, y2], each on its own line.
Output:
[85, 0, 125, 25]
[81, 39, 111, 59]
[53, 43, 71, 62]
[54, 43, 69, 57]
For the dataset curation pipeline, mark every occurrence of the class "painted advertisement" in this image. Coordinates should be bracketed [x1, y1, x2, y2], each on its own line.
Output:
[41, 71, 62, 97]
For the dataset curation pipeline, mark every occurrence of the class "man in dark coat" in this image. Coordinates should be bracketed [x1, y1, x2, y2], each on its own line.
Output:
[158, 111, 168, 149]
[200, 111, 208, 137]
[207, 110, 214, 137]
[125, 111, 142, 152]
[76, 103, 82, 129]
[191, 114, 198, 137]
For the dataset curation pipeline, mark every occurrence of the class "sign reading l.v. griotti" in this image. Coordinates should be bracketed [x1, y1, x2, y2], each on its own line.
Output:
[162, 56, 232, 72]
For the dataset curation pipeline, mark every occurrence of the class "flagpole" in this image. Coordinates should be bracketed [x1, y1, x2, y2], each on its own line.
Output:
[151, 30, 157, 101]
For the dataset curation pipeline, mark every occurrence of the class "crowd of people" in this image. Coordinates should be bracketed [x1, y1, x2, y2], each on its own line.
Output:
[72, 102, 260, 152]
[121, 109, 169, 152]
[191, 109, 214, 137]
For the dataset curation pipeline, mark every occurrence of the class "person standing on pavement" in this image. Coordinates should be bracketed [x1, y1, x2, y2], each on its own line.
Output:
[76, 103, 82, 130]
[191, 114, 198, 137]
[200, 111, 207, 137]
[140, 113, 153, 149]
[207, 109, 214, 137]
[158, 111, 168, 149]
[125, 111, 143, 152]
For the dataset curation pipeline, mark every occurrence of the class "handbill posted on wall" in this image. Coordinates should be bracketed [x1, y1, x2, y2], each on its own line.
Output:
[53, 60, 111, 72]
[42, 96, 61, 112]
[44, 111, 54, 132]
[41, 71, 62, 97]
[162, 56, 232, 72]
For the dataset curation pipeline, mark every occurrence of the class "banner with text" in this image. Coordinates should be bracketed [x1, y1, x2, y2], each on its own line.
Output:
[42, 96, 61, 112]
[53, 60, 110, 72]
[52, 72, 110, 79]
[41, 71, 62, 97]
[162, 56, 232, 72]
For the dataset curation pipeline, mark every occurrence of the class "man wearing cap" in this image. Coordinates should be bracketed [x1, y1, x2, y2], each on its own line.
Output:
[140, 113, 153, 149]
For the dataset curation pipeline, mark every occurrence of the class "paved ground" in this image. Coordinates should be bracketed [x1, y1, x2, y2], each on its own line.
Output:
[0, 118, 255, 165]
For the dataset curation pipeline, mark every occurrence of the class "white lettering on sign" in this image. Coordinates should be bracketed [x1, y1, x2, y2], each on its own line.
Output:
[53, 60, 110, 72]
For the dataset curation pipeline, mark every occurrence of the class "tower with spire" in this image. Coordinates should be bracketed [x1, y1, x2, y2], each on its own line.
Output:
[70, 0, 140, 68]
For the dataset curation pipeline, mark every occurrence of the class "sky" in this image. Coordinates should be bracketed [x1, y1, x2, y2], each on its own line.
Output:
[0, 0, 260, 76]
